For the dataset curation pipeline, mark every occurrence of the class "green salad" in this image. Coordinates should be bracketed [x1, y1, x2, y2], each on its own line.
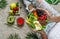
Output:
[26, 12, 46, 30]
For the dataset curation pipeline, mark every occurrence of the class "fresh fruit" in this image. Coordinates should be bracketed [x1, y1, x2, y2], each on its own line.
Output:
[13, 6, 19, 11]
[10, 3, 16, 9]
[17, 17, 24, 26]
[9, 10, 13, 15]
[7, 16, 15, 24]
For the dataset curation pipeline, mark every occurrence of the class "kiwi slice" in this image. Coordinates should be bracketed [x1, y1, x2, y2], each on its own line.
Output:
[7, 16, 15, 24]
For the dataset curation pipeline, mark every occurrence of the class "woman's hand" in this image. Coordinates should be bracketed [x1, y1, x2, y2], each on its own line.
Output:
[31, 29, 48, 39]
[50, 16, 60, 22]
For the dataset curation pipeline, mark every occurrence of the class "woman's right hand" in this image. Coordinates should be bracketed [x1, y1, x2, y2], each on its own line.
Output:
[31, 28, 48, 39]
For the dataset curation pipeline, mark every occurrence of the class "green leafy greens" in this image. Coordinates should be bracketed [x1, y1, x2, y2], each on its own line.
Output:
[45, 0, 60, 5]
[0, 0, 7, 8]
[7, 34, 21, 39]
[26, 32, 39, 39]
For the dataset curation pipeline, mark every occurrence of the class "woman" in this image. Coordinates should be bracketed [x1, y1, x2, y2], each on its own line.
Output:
[23, 0, 60, 39]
